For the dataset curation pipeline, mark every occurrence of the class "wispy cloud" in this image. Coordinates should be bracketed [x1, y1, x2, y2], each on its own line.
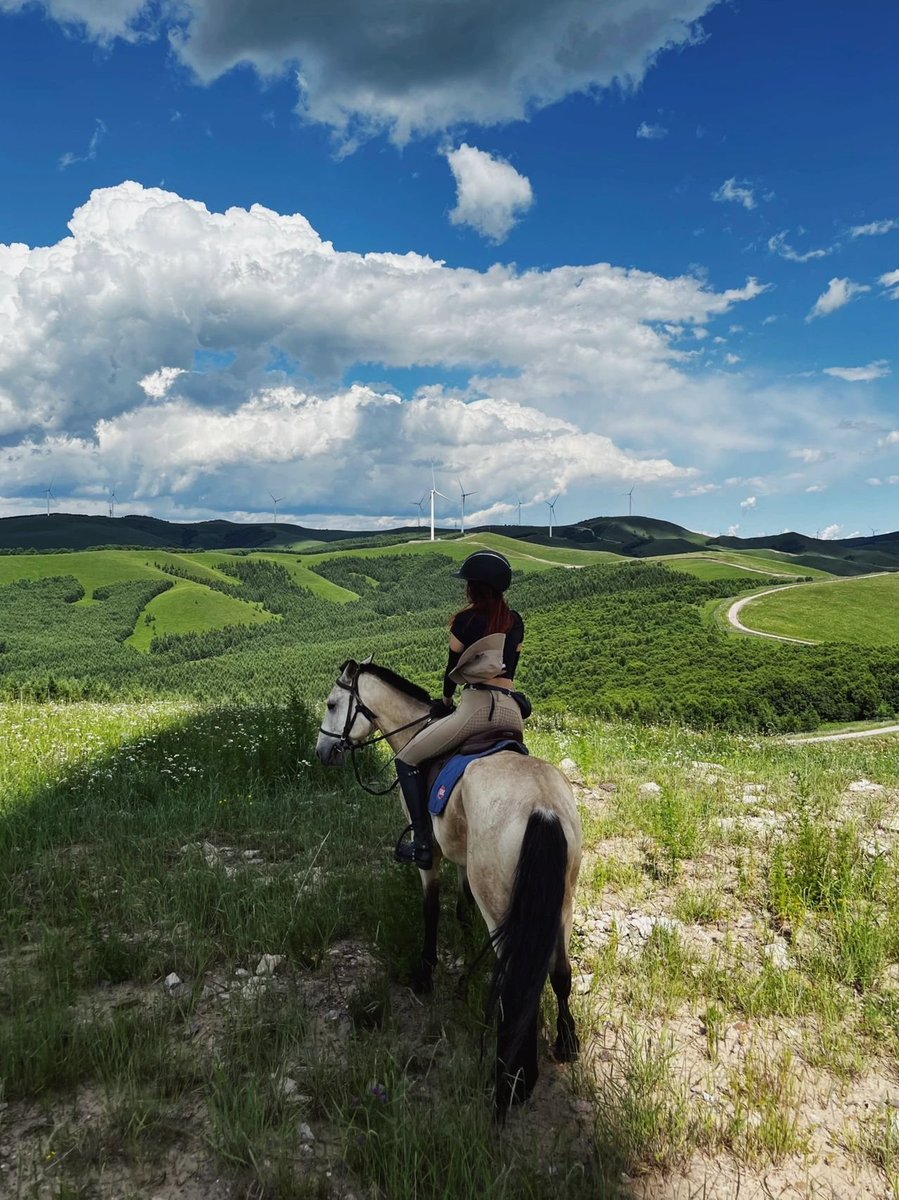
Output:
[806, 277, 870, 321]
[850, 218, 897, 237]
[880, 269, 899, 299]
[789, 448, 830, 464]
[768, 230, 829, 263]
[636, 121, 667, 140]
[822, 360, 890, 382]
[712, 177, 759, 211]
[740, 495, 757, 510]
[59, 118, 107, 170]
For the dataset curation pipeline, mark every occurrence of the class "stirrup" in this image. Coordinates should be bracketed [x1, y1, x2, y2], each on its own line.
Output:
[394, 824, 433, 869]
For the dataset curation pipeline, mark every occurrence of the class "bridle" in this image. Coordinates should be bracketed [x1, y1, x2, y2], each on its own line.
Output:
[319, 667, 430, 796]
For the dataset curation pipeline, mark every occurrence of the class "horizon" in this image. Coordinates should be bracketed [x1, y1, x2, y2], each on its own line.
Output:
[0, 1, 897, 539]
[1, 508, 896, 546]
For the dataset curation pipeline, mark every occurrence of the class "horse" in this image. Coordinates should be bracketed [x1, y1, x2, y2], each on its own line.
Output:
[314, 657, 583, 1111]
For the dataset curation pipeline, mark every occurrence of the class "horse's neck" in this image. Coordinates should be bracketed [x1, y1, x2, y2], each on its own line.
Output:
[358, 675, 428, 753]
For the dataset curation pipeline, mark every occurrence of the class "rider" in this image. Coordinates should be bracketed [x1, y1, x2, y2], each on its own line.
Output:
[393, 549, 526, 869]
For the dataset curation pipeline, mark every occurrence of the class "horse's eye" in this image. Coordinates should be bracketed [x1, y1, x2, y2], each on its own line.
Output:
[327, 701, 336, 711]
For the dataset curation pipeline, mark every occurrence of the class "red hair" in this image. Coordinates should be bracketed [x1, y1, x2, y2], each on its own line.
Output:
[452, 581, 514, 635]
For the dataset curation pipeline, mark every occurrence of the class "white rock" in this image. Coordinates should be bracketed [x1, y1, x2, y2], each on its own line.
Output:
[692, 761, 725, 773]
[848, 779, 884, 794]
[639, 782, 662, 796]
[860, 835, 893, 859]
[234, 968, 251, 978]
[164, 972, 182, 990]
[243, 849, 261, 859]
[240, 976, 268, 999]
[573, 973, 594, 995]
[559, 757, 583, 784]
[742, 783, 767, 795]
[256, 954, 285, 976]
[298, 1122, 315, 1142]
[762, 940, 793, 971]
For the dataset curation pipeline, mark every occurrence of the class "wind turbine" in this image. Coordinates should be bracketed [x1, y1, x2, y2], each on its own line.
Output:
[546, 495, 558, 538]
[269, 491, 284, 526]
[429, 465, 450, 543]
[516, 494, 524, 525]
[458, 478, 478, 535]
[413, 495, 426, 528]
[624, 484, 635, 517]
[108, 484, 117, 520]
[44, 481, 55, 517]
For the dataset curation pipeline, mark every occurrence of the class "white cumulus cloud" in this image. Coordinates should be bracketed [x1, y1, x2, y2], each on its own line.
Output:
[822, 360, 890, 382]
[636, 121, 668, 139]
[819, 523, 842, 540]
[0, 182, 797, 518]
[806, 277, 870, 321]
[445, 144, 533, 242]
[739, 495, 757, 510]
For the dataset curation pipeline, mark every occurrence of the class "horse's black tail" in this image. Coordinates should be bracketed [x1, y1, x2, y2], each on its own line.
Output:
[488, 810, 568, 1114]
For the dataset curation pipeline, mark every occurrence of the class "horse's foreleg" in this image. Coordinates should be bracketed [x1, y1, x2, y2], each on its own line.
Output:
[411, 873, 440, 994]
[549, 928, 579, 1062]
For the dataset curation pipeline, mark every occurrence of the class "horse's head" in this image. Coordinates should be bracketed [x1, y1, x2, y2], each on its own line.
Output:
[315, 656, 377, 766]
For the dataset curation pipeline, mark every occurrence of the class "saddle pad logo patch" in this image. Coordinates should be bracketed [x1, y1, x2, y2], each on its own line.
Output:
[437, 785, 447, 802]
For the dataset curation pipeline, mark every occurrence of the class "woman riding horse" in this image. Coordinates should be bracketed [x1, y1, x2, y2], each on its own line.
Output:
[393, 549, 526, 869]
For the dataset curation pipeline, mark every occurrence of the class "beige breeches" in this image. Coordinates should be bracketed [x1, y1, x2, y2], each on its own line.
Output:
[397, 686, 524, 767]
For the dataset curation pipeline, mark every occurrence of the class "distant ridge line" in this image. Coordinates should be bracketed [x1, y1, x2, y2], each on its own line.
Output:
[0, 511, 895, 572]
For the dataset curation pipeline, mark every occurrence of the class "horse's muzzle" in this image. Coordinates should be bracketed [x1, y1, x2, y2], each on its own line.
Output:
[315, 733, 348, 767]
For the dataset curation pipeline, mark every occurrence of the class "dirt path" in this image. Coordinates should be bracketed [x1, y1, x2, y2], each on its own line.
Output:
[726, 584, 816, 643]
[785, 723, 899, 744]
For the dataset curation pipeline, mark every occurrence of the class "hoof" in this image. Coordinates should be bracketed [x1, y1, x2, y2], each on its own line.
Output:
[553, 1033, 580, 1063]
[410, 964, 434, 994]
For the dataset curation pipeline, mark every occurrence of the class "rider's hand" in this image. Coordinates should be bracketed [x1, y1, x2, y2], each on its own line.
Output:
[429, 699, 454, 719]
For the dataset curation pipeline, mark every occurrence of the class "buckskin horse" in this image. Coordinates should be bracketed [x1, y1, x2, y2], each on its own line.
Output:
[315, 657, 583, 1111]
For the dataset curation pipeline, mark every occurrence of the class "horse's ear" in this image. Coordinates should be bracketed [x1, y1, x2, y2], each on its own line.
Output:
[361, 654, 373, 665]
[339, 658, 357, 677]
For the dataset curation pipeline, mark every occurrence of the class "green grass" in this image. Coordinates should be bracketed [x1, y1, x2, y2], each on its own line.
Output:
[127, 580, 274, 650]
[0, 550, 166, 600]
[300, 530, 622, 575]
[737, 573, 899, 645]
[654, 552, 830, 581]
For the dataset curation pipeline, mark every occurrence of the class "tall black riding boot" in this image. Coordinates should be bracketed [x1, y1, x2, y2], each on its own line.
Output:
[393, 761, 434, 870]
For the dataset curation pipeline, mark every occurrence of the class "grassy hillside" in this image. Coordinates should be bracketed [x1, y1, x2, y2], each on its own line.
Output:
[127, 580, 274, 651]
[737, 573, 899, 646]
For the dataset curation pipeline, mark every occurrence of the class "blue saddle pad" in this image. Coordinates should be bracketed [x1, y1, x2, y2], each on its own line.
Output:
[429, 740, 529, 815]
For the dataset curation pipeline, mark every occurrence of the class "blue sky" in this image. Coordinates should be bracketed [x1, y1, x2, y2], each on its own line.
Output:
[0, 0, 897, 538]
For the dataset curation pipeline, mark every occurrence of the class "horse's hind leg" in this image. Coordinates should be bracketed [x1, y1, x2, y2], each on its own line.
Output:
[550, 929, 579, 1062]
[455, 866, 475, 928]
[411, 873, 440, 994]
[496, 1006, 539, 1114]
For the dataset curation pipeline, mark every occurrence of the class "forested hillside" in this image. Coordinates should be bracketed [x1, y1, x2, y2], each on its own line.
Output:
[1, 552, 897, 732]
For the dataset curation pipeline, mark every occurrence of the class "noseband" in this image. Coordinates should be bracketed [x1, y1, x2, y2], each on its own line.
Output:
[320, 669, 430, 796]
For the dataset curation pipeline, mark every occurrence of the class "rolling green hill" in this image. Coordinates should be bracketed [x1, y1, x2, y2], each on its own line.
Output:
[2, 512, 895, 580]
[735, 573, 899, 646]
[127, 580, 274, 650]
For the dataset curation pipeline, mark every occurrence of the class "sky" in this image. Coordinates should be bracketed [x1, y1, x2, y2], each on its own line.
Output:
[0, 0, 897, 539]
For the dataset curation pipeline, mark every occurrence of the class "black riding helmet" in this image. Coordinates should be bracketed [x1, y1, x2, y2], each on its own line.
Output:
[453, 550, 512, 593]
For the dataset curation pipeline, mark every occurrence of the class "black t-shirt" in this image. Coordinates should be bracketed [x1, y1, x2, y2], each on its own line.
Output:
[443, 608, 525, 697]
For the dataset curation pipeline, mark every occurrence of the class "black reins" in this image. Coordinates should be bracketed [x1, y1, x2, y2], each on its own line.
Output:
[319, 670, 430, 796]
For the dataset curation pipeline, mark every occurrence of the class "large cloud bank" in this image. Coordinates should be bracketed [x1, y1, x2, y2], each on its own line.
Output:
[1, 0, 720, 142]
[0, 182, 772, 519]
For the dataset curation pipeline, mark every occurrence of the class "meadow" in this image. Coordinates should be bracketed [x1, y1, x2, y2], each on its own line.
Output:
[734, 573, 899, 647]
[1, 698, 898, 1199]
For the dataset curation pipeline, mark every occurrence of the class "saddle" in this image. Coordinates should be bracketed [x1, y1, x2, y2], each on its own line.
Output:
[425, 728, 529, 816]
